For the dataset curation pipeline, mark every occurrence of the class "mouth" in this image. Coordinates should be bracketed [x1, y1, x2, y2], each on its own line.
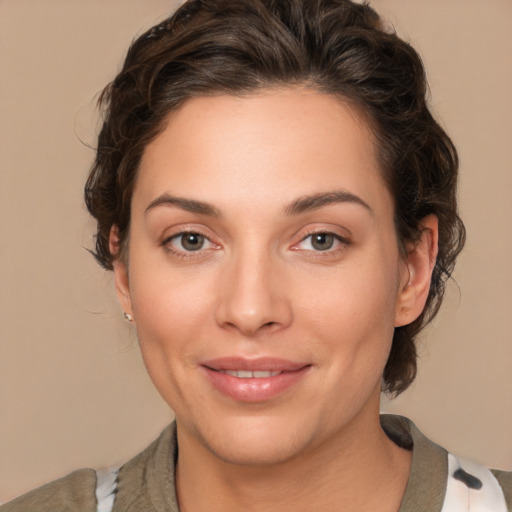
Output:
[201, 357, 311, 402]
[202, 356, 309, 372]
[217, 369, 282, 378]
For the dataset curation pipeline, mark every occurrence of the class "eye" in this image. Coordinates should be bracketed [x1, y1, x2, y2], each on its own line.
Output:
[295, 232, 347, 252]
[166, 232, 214, 252]
[309, 233, 336, 251]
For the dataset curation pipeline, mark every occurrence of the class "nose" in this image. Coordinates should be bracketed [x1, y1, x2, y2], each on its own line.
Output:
[214, 249, 293, 337]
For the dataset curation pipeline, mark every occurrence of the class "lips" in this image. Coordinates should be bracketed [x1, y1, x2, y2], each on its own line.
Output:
[201, 357, 311, 402]
[202, 356, 308, 372]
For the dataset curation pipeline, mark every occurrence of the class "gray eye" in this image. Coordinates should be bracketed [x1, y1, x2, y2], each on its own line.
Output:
[311, 233, 335, 251]
[180, 233, 205, 251]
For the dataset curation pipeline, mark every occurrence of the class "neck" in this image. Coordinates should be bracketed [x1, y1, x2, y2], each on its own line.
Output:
[175, 404, 411, 512]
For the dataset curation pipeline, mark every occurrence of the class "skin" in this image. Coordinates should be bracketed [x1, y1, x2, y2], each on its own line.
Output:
[112, 88, 438, 511]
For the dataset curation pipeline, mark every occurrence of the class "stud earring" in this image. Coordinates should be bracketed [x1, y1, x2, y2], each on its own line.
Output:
[123, 312, 133, 322]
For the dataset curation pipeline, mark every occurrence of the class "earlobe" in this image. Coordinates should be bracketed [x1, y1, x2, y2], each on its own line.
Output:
[109, 226, 134, 321]
[394, 215, 439, 327]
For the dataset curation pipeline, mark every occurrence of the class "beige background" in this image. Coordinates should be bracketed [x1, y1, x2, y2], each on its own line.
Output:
[0, 0, 511, 502]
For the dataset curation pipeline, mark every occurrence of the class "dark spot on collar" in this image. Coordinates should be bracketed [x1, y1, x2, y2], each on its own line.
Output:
[453, 468, 483, 490]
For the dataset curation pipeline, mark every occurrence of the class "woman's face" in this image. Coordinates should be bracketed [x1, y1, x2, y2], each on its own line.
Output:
[115, 88, 414, 465]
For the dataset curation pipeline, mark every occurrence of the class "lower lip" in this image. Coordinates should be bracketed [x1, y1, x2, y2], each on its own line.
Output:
[202, 366, 311, 402]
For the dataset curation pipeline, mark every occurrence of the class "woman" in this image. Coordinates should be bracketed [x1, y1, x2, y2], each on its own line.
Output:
[2, 0, 510, 510]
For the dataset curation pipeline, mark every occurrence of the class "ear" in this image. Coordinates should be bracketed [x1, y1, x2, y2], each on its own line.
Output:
[109, 226, 133, 322]
[394, 215, 439, 327]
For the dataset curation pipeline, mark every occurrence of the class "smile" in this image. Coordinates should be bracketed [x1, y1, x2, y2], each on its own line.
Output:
[218, 370, 282, 378]
[201, 357, 311, 402]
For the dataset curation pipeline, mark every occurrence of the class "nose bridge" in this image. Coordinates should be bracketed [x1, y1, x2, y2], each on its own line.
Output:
[215, 241, 291, 335]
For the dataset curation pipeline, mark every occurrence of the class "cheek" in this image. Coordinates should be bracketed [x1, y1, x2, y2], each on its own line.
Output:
[127, 274, 213, 411]
[130, 255, 214, 324]
[128, 262, 217, 372]
[300, 256, 399, 327]
[296, 257, 399, 367]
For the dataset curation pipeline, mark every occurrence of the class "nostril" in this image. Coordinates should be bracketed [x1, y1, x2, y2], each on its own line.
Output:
[224, 320, 276, 333]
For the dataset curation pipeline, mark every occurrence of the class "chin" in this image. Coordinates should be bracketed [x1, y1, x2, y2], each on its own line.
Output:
[184, 413, 317, 467]
[207, 434, 307, 467]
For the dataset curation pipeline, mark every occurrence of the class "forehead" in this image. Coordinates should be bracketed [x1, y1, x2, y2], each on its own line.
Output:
[135, 88, 390, 215]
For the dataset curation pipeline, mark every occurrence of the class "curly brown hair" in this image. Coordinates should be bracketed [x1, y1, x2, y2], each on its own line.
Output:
[85, 0, 465, 395]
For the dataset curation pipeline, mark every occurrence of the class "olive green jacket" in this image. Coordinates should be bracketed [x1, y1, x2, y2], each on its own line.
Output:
[2, 415, 511, 511]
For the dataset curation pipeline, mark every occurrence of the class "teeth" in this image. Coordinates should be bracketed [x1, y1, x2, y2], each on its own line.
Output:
[253, 370, 280, 378]
[219, 370, 281, 378]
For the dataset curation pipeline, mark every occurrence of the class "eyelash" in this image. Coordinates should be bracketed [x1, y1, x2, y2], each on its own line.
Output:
[293, 230, 351, 255]
[163, 230, 218, 260]
[162, 229, 351, 260]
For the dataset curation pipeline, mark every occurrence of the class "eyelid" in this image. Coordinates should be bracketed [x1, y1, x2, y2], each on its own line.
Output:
[162, 227, 221, 258]
[161, 223, 217, 245]
[168, 232, 214, 249]
[291, 227, 351, 253]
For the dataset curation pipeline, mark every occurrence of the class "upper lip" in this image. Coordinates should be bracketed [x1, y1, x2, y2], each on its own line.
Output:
[201, 357, 309, 372]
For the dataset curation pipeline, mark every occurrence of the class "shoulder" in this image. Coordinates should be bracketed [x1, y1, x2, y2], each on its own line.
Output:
[381, 414, 512, 512]
[0, 469, 97, 512]
[0, 423, 178, 512]
[492, 469, 512, 511]
[111, 422, 179, 512]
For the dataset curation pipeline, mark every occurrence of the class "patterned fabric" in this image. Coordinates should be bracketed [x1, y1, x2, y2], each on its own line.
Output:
[441, 453, 508, 511]
[95, 468, 118, 512]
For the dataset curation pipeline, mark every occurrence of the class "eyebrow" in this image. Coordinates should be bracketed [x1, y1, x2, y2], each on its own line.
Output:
[285, 190, 373, 215]
[145, 194, 222, 217]
[144, 189, 372, 218]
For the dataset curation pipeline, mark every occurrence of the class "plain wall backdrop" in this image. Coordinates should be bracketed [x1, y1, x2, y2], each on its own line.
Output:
[1, 0, 511, 502]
